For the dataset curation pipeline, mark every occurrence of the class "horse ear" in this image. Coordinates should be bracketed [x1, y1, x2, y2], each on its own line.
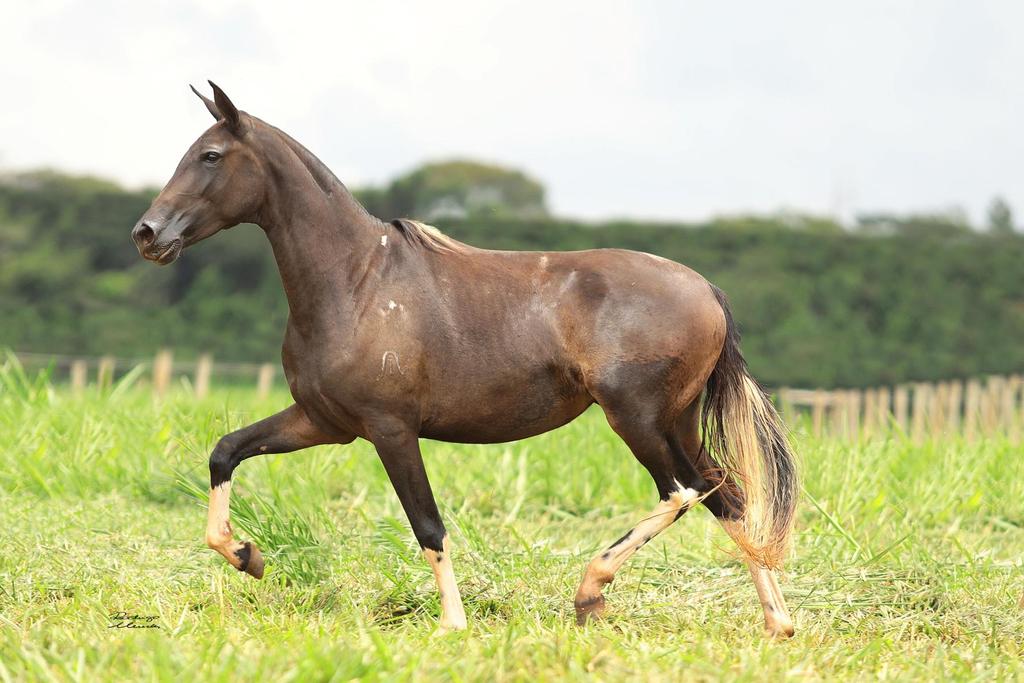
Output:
[208, 80, 242, 135]
[190, 84, 222, 121]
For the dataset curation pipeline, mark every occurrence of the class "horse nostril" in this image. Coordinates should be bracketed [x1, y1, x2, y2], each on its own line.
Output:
[134, 223, 156, 247]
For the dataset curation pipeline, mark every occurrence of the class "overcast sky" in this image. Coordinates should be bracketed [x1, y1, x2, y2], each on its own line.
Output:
[2, 1, 1021, 224]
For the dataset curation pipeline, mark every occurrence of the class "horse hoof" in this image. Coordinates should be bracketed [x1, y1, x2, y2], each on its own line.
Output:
[574, 594, 606, 625]
[764, 620, 795, 639]
[235, 541, 265, 579]
[434, 619, 468, 636]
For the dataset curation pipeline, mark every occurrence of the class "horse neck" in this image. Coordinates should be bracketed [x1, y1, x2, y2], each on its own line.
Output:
[256, 127, 386, 333]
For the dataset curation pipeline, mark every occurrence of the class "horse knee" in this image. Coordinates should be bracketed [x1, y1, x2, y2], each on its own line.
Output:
[209, 435, 239, 487]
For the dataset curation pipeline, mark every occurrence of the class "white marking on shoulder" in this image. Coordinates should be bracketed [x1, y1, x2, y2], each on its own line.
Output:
[380, 234, 388, 246]
[388, 300, 397, 310]
[379, 350, 405, 378]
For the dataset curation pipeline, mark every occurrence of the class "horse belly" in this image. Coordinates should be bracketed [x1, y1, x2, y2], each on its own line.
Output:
[419, 361, 592, 443]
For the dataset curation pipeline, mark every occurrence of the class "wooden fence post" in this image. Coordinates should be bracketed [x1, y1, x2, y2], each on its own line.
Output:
[910, 383, 930, 443]
[830, 391, 844, 439]
[964, 379, 981, 442]
[863, 389, 877, 438]
[1008, 376, 1023, 443]
[777, 388, 794, 425]
[829, 390, 846, 438]
[812, 390, 826, 437]
[70, 359, 87, 395]
[256, 363, 274, 399]
[877, 387, 891, 433]
[929, 382, 948, 435]
[97, 356, 115, 390]
[894, 385, 909, 433]
[1000, 376, 1016, 435]
[195, 354, 213, 399]
[946, 381, 963, 434]
[153, 349, 173, 398]
[847, 390, 862, 440]
[981, 376, 1001, 436]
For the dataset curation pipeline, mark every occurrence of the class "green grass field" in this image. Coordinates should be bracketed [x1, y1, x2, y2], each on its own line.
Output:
[1, 362, 1022, 681]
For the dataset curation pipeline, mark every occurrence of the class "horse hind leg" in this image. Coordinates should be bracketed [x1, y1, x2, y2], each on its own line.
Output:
[675, 400, 795, 638]
[574, 482, 700, 624]
[573, 405, 702, 624]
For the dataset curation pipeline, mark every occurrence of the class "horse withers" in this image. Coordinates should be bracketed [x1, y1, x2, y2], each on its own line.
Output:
[131, 82, 799, 637]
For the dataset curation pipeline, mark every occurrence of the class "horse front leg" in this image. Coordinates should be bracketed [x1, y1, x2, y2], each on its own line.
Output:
[370, 424, 467, 632]
[205, 403, 334, 577]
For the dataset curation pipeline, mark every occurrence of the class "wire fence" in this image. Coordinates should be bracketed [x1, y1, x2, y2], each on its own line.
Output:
[12, 349, 277, 399]
[778, 376, 1024, 442]
[11, 349, 1024, 442]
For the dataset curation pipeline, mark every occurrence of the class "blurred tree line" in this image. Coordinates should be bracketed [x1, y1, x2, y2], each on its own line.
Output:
[1, 166, 1021, 389]
[354, 159, 548, 221]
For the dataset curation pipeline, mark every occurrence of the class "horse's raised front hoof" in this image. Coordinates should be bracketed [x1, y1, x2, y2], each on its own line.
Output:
[574, 594, 606, 625]
[234, 541, 265, 579]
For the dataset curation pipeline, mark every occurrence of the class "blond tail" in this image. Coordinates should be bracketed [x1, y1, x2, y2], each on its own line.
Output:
[700, 285, 799, 569]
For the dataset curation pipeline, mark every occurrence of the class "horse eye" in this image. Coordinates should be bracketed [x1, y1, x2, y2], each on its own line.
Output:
[202, 151, 222, 163]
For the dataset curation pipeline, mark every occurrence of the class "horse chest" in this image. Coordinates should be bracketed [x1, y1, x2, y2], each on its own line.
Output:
[282, 328, 420, 434]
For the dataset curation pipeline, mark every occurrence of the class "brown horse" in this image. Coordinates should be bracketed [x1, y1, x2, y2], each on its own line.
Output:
[131, 83, 799, 637]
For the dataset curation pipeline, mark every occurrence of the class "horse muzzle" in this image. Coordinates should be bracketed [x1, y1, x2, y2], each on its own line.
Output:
[132, 220, 184, 265]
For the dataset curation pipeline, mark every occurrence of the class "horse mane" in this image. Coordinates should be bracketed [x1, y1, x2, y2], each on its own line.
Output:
[268, 123, 379, 223]
[264, 125, 344, 197]
[390, 218, 470, 254]
[261, 121, 467, 253]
